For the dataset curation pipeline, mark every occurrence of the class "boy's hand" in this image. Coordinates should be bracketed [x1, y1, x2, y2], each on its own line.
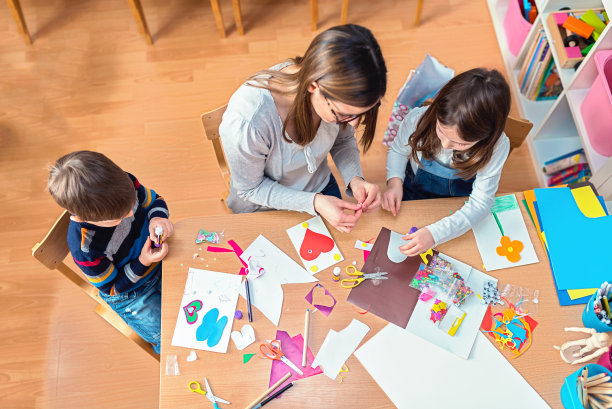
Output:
[399, 228, 435, 256]
[382, 177, 403, 216]
[349, 177, 381, 213]
[314, 194, 363, 233]
[139, 237, 169, 266]
[149, 217, 174, 245]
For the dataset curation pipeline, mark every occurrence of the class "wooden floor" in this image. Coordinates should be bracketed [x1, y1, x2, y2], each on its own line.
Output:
[0, 0, 539, 408]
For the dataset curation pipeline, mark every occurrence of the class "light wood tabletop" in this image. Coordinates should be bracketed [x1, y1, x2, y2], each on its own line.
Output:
[160, 195, 582, 409]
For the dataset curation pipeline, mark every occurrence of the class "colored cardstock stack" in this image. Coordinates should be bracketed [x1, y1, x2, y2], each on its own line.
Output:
[523, 183, 609, 305]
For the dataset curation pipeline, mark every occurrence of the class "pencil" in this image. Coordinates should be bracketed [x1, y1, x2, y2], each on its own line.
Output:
[245, 277, 253, 322]
[253, 382, 294, 408]
[492, 211, 504, 237]
[302, 309, 310, 367]
[245, 372, 291, 409]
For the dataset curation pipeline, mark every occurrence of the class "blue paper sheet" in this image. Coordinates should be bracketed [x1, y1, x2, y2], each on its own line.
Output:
[535, 187, 612, 290]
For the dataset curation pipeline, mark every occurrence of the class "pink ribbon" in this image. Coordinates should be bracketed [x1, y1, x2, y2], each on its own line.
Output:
[207, 240, 248, 275]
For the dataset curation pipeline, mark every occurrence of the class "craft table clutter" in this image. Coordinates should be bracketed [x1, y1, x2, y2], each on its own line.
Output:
[160, 194, 592, 408]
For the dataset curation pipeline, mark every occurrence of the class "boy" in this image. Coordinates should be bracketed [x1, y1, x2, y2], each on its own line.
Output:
[48, 151, 173, 354]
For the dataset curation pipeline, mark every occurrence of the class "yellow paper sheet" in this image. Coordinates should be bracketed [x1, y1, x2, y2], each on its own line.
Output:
[571, 186, 607, 218]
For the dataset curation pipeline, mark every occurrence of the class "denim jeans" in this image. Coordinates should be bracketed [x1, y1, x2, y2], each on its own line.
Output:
[403, 157, 475, 200]
[100, 271, 162, 354]
[320, 174, 342, 199]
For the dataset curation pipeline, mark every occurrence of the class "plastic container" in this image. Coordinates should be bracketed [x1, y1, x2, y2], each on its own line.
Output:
[582, 291, 612, 332]
[503, 0, 533, 56]
[560, 364, 612, 408]
[597, 345, 612, 371]
[581, 50, 612, 157]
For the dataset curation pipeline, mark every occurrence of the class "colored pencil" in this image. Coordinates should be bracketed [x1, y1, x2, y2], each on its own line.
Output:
[302, 309, 310, 367]
[245, 372, 291, 409]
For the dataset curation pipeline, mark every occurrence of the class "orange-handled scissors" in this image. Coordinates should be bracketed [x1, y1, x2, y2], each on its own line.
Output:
[341, 265, 388, 288]
[260, 340, 303, 375]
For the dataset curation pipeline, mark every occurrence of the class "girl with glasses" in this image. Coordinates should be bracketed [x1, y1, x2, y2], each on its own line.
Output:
[382, 68, 512, 255]
[219, 24, 386, 233]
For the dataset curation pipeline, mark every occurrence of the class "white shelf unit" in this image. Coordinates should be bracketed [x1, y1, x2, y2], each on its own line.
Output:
[487, 0, 612, 187]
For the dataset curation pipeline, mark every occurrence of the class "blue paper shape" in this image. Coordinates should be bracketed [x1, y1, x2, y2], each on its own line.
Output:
[196, 308, 228, 347]
[535, 187, 612, 289]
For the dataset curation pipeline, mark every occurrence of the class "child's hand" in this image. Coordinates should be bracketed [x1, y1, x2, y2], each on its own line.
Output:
[382, 178, 403, 216]
[399, 227, 435, 256]
[349, 177, 381, 213]
[149, 217, 174, 245]
[314, 194, 363, 233]
[139, 237, 169, 266]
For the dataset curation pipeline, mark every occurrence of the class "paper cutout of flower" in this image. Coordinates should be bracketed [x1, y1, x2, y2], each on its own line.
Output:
[495, 236, 524, 263]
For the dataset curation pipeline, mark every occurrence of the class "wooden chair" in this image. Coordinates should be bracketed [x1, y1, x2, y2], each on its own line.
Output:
[6, 0, 31, 44]
[32, 211, 159, 361]
[311, 0, 424, 30]
[201, 105, 231, 202]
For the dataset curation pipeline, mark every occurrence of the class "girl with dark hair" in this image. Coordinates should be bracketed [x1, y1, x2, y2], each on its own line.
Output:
[220, 24, 387, 233]
[382, 68, 512, 254]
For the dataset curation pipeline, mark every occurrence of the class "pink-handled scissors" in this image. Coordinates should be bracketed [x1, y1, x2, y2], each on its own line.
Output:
[260, 340, 303, 375]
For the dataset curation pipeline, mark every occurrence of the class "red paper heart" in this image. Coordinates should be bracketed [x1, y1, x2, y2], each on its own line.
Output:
[300, 228, 334, 261]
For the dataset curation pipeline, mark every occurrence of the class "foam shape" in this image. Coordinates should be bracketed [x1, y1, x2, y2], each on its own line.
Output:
[554, 12, 568, 25]
[566, 46, 582, 59]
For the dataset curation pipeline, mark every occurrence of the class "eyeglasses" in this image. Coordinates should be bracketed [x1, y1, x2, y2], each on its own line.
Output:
[324, 96, 380, 124]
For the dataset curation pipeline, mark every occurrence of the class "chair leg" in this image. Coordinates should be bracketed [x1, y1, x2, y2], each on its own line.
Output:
[311, 0, 318, 31]
[340, 0, 349, 25]
[94, 304, 159, 361]
[126, 0, 153, 44]
[6, 0, 32, 44]
[414, 0, 424, 26]
[231, 0, 244, 35]
[210, 0, 226, 38]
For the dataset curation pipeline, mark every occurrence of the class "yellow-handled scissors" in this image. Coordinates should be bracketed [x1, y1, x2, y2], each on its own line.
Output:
[341, 265, 388, 288]
[187, 381, 231, 405]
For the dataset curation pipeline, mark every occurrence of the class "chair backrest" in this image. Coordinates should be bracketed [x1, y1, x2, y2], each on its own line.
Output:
[504, 115, 533, 152]
[32, 210, 159, 360]
[201, 105, 230, 201]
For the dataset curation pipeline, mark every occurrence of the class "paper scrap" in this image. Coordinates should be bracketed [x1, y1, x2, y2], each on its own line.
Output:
[269, 330, 322, 391]
[305, 283, 337, 316]
[239, 235, 317, 326]
[231, 324, 256, 350]
[354, 240, 374, 251]
[287, 216, 343, 273]
[243, 353, 256, 364]
[186, 350, 197, 362]
[311, 319, 369, 379]
[354, 324, 551, 409]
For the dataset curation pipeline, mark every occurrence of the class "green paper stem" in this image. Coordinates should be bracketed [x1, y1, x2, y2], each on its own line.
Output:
[492, 211, 504, 237]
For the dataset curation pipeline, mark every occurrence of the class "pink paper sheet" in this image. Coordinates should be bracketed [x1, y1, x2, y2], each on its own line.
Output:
[268, 331, 322, 394]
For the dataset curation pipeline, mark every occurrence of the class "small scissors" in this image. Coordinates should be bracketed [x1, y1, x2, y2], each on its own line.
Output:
[188, 379, 231, 406]
[260, 340, 304, 375]
[341, 265, 388, 288]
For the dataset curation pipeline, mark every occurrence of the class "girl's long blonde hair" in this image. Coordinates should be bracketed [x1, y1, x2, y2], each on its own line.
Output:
[248, 24, 387, 152]
[409, 68, 511, 179]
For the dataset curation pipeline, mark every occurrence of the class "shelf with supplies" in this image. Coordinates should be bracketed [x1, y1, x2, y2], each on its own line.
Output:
[487, 0, 612, 187]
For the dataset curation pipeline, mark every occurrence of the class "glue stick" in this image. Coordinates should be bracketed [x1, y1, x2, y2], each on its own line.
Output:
[332, 267, 341, 282]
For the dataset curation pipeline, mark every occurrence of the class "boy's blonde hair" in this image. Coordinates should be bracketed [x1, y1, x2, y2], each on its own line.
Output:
[48, 151, 136, 221]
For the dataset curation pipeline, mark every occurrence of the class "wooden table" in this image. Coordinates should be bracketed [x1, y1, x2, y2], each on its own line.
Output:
[160, 195, 581, 408]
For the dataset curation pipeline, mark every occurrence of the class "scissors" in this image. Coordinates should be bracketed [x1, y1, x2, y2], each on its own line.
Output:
[188, 379, 231, 406]
[341, 265, 388, 288]
[260, 340, 304, 375]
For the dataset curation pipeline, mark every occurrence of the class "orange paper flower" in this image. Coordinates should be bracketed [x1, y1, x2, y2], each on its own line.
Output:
[496, 236, 524, 263]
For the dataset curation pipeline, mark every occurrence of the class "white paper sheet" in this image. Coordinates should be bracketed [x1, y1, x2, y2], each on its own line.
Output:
[286, 215, 343, 273]
[311, 319, 369, 379]
[171, 268, 242, 353]
[405, 253, 494, 359]
[472, 194, 539, 271]
[354, 324, 551, 409]
[239, 235, 317, 326]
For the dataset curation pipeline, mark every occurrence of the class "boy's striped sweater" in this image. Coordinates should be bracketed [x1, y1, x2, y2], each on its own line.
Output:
[67, 173, 168, 295]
